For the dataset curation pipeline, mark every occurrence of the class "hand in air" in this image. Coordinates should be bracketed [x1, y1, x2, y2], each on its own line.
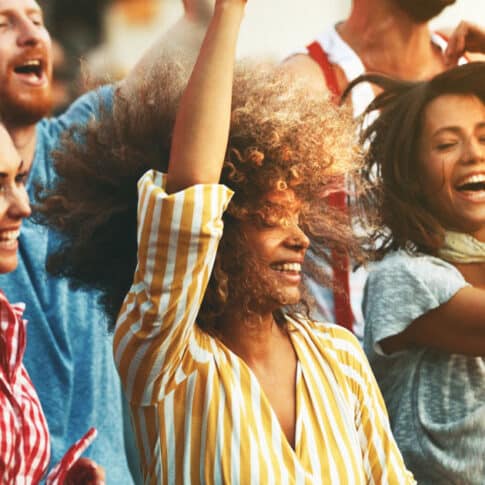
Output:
[183, 0, 215, 24]
[64, 458, 106, 485]
[445, 21, 485, 65]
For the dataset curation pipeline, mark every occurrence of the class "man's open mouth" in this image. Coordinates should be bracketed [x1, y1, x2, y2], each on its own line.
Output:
[13, 59, 45, 81]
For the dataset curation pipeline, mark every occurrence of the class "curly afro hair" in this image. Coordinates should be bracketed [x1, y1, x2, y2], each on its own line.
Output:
[37, 58, 365, 331]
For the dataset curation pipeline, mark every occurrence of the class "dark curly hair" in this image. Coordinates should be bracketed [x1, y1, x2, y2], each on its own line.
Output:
[345, 61, 485, 259]
[37, 59, 365, 331]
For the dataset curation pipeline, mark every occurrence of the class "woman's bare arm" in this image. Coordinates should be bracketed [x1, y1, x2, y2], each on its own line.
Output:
[381, 286, 485, 356]
[166, 0, 247, 193]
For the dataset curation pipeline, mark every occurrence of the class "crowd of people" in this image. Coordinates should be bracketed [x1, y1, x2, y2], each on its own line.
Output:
[0, 0, 484, 483]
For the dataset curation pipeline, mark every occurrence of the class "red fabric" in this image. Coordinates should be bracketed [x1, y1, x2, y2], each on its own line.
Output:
[46, 427, 98, 484]
[306, 41, 355, 332]
[307, 41, 340, 98]
[0, 291, 51, 483]
[0, 290, 97, 483]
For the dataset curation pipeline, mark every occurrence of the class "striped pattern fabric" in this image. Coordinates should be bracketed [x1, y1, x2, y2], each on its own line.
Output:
[0, 291, 50, 483]
[46, 427, 98, 484]
[0, 290, 98, 484]
[114, 170, 415, 484]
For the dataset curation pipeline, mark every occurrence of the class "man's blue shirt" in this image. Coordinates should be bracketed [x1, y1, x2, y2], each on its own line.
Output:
[0, 87, 137, 484]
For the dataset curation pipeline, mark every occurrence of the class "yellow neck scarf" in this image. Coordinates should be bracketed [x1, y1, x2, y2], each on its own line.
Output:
[438, 231, 485, 263]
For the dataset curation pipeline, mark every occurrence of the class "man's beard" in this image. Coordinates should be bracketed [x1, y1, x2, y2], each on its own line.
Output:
[0, 82, 53, 125]
[393, 0, 456, 22]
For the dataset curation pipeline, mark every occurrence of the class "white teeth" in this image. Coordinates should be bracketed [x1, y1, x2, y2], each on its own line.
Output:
[0, 230, 20, 242]
[271, 262, 301, 272]
[458, 174, 485, 186]
[24, 60, 41, 66]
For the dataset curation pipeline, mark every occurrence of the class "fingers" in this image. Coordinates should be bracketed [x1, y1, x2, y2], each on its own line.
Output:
[445, 21, 485, 66]
[445, 21, 468, 66]
[64, 458, 106, 485]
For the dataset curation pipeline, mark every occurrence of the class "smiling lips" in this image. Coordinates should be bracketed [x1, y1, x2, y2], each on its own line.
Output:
[270, 262, 302, 272]
[455, 173, 485, 201]
[0, 229, 20, 250]
[269, 262, 303, 284]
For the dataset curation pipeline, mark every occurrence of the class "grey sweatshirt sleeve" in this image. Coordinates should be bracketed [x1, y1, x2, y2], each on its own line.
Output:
[363, 251, 469, 355]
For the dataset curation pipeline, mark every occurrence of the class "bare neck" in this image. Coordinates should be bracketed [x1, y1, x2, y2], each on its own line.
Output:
[6, 123, 37, 171]
[219, 310, 290, 368]
[338, 0, 446, 80]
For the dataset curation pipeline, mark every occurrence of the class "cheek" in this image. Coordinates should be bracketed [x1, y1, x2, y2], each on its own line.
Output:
[0, 201, 9, 220]
[421, 156, 450, 194]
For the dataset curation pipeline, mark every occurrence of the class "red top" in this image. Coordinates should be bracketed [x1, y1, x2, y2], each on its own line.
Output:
[0, 290, 96, 484]
[0, 291, 50, 483]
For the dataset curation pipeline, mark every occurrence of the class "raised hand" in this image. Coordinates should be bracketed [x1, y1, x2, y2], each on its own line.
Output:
[182, 0, 247, 25]
[445, 21, 485, 66]
[183, 0, 215, 24]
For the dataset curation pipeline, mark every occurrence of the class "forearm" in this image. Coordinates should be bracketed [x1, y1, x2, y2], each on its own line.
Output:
[382, 286, 485, 356]
[410, 286, 485, 355]
[167, 1, 245, 193]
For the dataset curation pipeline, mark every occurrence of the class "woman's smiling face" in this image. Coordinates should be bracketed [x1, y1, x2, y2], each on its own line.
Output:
[238, 188, 310, 312]
[419, 94, 485, 240]
[0, 124, 30, 274]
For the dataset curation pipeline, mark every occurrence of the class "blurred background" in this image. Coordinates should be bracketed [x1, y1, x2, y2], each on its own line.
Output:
[42, 0, 485, 113]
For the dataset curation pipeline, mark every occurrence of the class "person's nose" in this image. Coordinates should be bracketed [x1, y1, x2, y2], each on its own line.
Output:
[17, 17, 43, 47]
[463, 136, 485, 164]
[286, 223, 310, 252]
[8, 185, 31, 220]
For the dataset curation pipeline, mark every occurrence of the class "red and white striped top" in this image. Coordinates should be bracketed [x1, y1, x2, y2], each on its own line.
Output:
[0, 290, 97, 484]
[0, 290, 50, 483]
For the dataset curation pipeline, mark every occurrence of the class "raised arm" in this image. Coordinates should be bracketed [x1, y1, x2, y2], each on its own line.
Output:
[166, 0, 246, 193]
[114, 0, 246, 408]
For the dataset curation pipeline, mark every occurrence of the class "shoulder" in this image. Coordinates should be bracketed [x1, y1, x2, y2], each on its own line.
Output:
[368, 250, 464, 289]
[38, 85, 114, 140]
[33, 86, 115, 180]
[281, 54, 329, 96]
[364, 251, 468, 348]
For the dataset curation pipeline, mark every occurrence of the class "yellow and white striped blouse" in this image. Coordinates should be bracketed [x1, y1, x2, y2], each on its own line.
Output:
[114, 170, 415, 485]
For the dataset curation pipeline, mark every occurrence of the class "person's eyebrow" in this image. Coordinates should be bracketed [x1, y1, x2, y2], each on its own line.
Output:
[0, 160, 25, 179]
[432, 122, 485, 137]
[0, 7, 43, 17]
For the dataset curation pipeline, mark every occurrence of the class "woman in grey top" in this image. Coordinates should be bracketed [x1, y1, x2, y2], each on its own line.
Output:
[346, 61, 485, 484]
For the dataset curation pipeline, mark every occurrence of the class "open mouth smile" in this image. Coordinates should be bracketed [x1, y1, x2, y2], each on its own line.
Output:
[13, 58, 48, 86]
[455, 173, 485, 201]
[269, 262, 303, 283]
[0, 229, 20, 251]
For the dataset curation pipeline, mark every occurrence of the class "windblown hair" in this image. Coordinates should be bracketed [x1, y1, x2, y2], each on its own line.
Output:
[345, 62, 485, 259]
[37, 59, 364, 331]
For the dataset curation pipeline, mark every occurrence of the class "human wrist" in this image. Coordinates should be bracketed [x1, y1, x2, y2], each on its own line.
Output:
[213, 0, 246, 20]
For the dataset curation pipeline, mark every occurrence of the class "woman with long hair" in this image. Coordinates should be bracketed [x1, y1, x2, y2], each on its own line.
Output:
[351, 62, 485, 484]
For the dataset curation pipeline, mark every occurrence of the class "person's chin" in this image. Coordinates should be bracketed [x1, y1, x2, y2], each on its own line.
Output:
[2, 95, 53, 124]
[279, 288, 301, 307]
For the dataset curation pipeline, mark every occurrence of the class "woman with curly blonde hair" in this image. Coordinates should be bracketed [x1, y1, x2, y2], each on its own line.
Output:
[39, 0, 413, 483]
